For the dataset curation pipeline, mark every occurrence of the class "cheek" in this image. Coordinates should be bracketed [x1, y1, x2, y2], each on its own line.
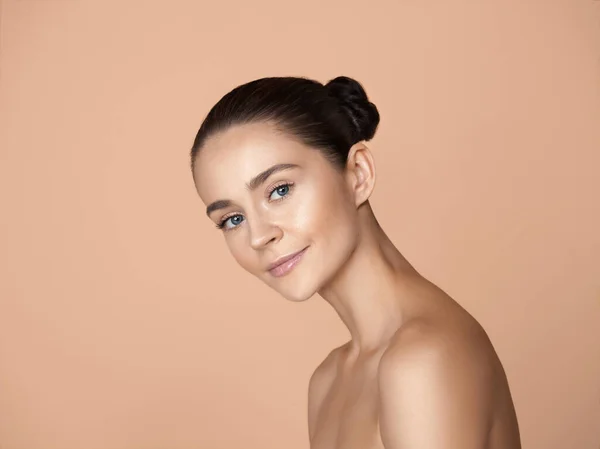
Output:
[280, 181, 358, 294]
[224, 238, 257, 274]
[296, 178, 359, 254]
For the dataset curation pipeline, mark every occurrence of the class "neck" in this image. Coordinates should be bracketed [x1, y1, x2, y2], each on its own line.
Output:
[316, 202, 420, 357]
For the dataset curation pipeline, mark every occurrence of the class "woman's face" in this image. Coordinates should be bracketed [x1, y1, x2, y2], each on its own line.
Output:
[193, 121, 361, 302]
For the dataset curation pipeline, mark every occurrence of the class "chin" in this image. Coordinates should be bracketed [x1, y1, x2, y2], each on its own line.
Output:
[257, 243, 342, 302]
[280, 288, 316, 302]
[258, 278, 316, 302]
[264, 278, 317, 302]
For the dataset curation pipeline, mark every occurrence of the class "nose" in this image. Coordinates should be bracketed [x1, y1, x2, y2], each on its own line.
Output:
[248, 214, 283, 250]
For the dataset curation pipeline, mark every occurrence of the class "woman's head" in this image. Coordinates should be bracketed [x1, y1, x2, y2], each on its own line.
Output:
[191, 76, 380, 301]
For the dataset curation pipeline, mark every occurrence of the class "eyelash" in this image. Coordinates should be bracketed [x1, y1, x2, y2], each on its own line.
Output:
[215, 182, 295, 231]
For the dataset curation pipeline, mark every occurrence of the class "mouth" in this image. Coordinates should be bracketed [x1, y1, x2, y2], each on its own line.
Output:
[267, 246, 309, 277]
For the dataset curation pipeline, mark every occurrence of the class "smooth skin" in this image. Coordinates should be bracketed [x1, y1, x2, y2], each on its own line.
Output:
[193, 121, 522, 449]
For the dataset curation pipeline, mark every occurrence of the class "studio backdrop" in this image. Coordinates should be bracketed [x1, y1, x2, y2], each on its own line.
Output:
[0, 1, 599, 448]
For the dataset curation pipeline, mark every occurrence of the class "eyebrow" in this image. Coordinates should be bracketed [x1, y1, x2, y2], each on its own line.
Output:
[205, 163, 300, 217]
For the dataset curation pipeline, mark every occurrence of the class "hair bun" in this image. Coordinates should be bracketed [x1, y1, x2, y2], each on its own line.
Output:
[325, 76, 380, 142]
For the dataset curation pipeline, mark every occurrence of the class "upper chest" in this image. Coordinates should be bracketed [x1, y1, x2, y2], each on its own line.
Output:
[310, 354, 387, 449]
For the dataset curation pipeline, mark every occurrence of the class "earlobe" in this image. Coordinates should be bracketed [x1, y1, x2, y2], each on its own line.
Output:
[346, 142, 376, 207]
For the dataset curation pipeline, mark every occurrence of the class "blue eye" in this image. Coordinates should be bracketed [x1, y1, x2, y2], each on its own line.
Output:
[269, 184, 290, 200]
[216, 214, 244, 230]
[216, 182, 294, 231]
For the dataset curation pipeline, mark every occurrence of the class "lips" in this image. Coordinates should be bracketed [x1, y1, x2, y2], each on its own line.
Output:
[267, 247, 308, 271]
[266, 246, 309, 277]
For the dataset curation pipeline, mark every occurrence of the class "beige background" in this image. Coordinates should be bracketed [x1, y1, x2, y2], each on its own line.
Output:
[1, 0, 599, 448]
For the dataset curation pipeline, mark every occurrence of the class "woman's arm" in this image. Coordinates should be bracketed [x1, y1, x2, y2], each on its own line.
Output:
[377, 322, 494, 449]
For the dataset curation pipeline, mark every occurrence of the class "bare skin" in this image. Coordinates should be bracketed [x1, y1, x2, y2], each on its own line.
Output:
[193, 121, 522, 449]
[307, 256, 522, 449]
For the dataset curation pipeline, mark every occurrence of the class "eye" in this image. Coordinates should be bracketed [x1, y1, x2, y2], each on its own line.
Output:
[216, 182, 294, 232]
[269, 183, 292, 200]
[216, 214, 244, 231]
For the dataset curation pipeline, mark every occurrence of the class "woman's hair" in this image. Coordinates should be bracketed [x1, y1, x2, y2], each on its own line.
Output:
[189, 76, 380, 176]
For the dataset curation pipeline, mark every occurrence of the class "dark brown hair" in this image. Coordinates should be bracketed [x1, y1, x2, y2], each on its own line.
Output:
[190, 76, 380, 180]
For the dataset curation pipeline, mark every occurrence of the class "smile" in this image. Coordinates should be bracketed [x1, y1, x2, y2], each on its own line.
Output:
[268, 247, 309, 277]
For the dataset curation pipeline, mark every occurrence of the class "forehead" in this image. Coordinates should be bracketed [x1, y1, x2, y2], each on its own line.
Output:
[194, 121, 322, 201]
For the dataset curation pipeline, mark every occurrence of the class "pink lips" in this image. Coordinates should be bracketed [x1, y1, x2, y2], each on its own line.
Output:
[268, 247, 308, 277]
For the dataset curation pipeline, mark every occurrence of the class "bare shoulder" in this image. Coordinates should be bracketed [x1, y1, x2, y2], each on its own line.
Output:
[308, 344, 340, 393]
[307, 342, 347, 441]
[381, 275, 501, 378]
[379, 316, 497, 383]
[377, 318, 498, 448]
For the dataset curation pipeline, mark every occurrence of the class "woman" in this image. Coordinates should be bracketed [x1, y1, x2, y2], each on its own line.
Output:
[189, 76, 522, 449]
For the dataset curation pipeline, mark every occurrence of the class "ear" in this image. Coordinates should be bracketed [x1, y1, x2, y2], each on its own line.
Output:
[344, 141, 376, 208]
